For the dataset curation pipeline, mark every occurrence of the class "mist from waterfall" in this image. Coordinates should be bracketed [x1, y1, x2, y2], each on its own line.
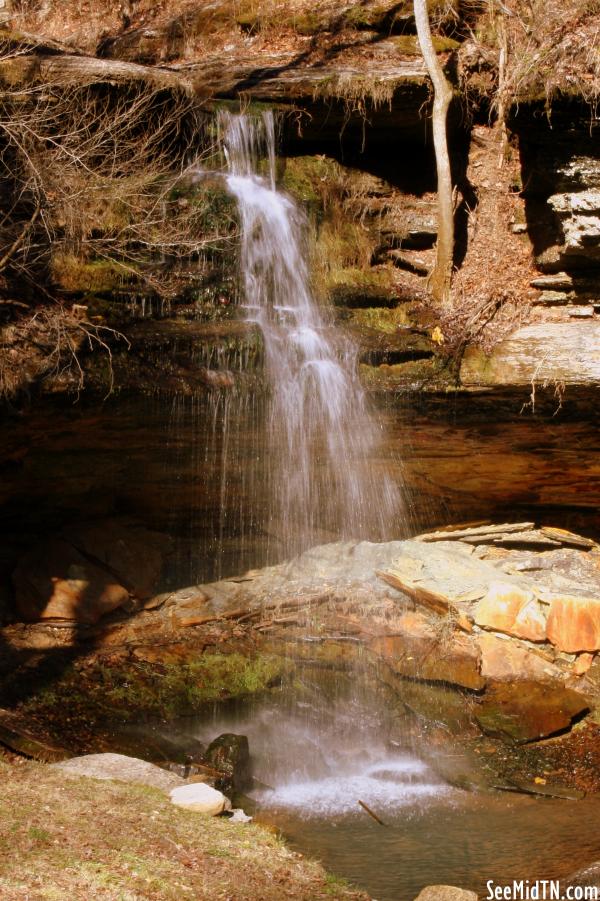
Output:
[221, 111, 401, 556]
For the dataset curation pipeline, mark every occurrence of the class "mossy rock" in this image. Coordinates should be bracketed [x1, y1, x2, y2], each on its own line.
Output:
[359, 356, 451, 391]
[281, 155, 344, 205]
[348, 305, 413, 334]
[327, 268, 397, 307]
[291, 11, 329, 35]
[387, 35, 460, 54]
[51, 254, 139, 296]
[342, 0, 454, 32]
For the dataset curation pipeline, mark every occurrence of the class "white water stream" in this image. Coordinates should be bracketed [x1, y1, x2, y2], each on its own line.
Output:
[221, 111, 400, 555]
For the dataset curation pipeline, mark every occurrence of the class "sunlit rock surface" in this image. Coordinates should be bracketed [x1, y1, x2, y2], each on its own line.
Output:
[6, 523, 600, 746]
[51, 752, 184, 793]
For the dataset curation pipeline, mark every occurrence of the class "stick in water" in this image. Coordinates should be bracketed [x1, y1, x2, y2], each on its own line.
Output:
[358, 800, 387, 826]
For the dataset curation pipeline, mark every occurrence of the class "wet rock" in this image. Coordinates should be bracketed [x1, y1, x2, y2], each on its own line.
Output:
[414, 886, 478, 901]
[546, 594, 600, 652]
[169, 782, 231, 816]
[474, 581, 547, 642]
[51, 753, 184, 793]
[477, 633, 559, 684]
[476, 633, 590, 741]
[563, 862, 600, 892]
[0, 708, 68, 762]
[205, 733, 252, 794]
[12, 538, 130, 624]
[476, 681, 589, 742]
[369, 613, 484, 690]
[503, 778, 585, 800]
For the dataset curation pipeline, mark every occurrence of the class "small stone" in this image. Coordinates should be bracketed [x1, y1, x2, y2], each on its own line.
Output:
[170, 783, 231, 816]
[229, 808, 253, 823]
[568, 306, 594, 318]
[511, 223, 527, 234]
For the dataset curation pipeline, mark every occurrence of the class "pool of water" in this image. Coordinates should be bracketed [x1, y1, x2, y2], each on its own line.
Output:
[256, 779, 600, 901]
[187, 686, 600, 901]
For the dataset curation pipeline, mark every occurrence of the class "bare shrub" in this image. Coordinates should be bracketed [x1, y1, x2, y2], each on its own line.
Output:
[0, 36, 235, 397]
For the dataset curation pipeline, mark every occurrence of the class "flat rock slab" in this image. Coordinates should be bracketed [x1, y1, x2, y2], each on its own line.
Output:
[460, 322, 600, 388]
[50, 753, 184, 793]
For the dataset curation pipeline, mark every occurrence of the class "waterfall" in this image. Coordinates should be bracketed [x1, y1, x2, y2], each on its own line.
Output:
[221, 111, 401, 555]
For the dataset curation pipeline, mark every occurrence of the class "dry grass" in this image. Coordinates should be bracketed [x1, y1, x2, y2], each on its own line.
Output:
[0, 755, 368, 901]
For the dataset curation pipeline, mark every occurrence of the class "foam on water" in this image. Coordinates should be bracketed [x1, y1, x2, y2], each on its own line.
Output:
[256, 755, 449, 818]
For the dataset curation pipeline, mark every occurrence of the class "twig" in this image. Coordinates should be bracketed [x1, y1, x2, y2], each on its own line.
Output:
[0, 206, 40, 272]
[358, 800, 387, 826]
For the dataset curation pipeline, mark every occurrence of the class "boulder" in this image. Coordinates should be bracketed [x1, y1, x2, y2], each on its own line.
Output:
[475, 681, 589, 743]
[474, 581, 547, 642]
[573, 652, 595, 675]
[205, 733, 252, 794]
[51, 753, 183, 793]
[12, 538, 129, 624]
[546, 594, 600, 652]
[460, 322, 600, 388]
[170, 782, 231, 816]
[414, 887, 478, 901]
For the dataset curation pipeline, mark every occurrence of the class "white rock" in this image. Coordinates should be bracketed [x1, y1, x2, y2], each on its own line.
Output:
[169, 782, 231, 816]
[230, 808, 252, 823]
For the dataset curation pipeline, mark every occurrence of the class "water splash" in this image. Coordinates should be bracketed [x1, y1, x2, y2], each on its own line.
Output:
[221, 111, 401, 555]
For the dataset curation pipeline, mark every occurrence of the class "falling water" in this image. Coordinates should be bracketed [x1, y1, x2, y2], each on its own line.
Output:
[221, 111, 401, 555]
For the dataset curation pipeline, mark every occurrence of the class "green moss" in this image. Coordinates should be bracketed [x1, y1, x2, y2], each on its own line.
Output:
[24, 653, 288, 726]
[343, 0, 452, 31]
[359, 357, 448, 390]
[326, 266, 395, 300]
[292, 11, 328, 35]
[349, 306, 411, 334]
[343, 5, 390, 29]
[51, 254, 138, 295]
[388, 35, 460, 54]
[282, 155, 344, 205]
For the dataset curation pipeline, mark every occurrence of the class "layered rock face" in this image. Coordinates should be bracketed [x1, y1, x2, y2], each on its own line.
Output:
[6, 524, 600, 750]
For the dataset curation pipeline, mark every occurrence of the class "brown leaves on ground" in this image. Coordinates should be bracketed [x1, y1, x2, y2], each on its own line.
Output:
[444, 123, 537, 354]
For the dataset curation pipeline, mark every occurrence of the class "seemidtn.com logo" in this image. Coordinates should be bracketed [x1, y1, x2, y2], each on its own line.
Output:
[486, 881, 599, 901]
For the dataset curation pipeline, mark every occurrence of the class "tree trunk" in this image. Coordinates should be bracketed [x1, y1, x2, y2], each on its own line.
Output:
[413, 0, 454, 303]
